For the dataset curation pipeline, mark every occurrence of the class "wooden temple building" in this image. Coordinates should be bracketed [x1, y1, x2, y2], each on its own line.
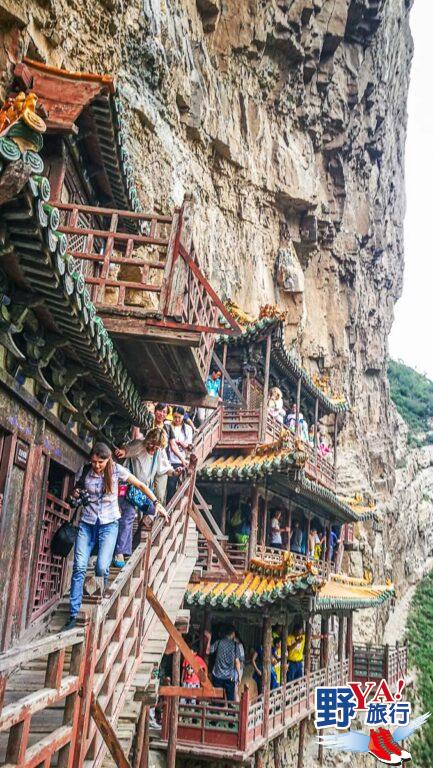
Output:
[0, 61, 408, 768]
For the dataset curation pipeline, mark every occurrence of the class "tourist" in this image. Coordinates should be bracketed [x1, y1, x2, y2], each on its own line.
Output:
[205, 625, 241, 702]
[308, 526, 324, 560]
[317, 425, 331, 457]
[268, 387, 286, 425]
[197, 369, 222, 425]
[287, 619, 306, 681]
[308, 424, 315, 447]
[285, 404, 308, 441]
[63, 443, 165, 630]
[113, 428, 173, 566]
[270, 509, 289, 549]
[181, 650, 207, 703]
[251, 645, 263, 694]
[290, 521, 304, 554]
[328, 527, 340, 562]
[166, 406, 193, 501]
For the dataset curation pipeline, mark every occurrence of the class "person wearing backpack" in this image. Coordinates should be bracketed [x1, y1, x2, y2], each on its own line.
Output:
[113, 428, 174, 567]
[204, 625, 241, 702]
[166, 407, 193, 502]
[63, 442, 165, 631]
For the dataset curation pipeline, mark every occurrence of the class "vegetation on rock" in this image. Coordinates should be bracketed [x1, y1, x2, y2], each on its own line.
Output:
[406, 570, 433, 766]
[388, 360, 433, 445]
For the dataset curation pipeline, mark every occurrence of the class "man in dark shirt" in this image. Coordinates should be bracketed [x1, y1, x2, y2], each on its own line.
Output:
[205, 626, 241, 702]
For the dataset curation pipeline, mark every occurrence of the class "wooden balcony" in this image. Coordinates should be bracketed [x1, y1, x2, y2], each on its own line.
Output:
[196, 540, 335, 581]
[54, 200, 240, 406]
[153, 660, 349, 760]
[216, 406, 337, 491]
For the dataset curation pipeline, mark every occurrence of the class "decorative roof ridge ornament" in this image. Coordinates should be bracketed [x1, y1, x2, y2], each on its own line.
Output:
[249, 551, 296, 577]
[254, 429, 306, 461]
[338, 492, 376, 512]
[0, 92, 46, 139]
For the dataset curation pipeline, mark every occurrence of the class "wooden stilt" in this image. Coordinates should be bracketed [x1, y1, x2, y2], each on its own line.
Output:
[314, 397, 319, 480]
[297, 718, 306, 768]
[334, 413, 339, 483]
[338, 614, 345, 662]
[262, 615, 272, 739]
[90, 693, 132, 768]
[274, 734, 282, 768]
[318, 615, 330, 765]
[248, 485, 260, 565]
[133, 704, 150, 768]
[346, 612, 353, 677]
[166, 647, 181, 768]
[261, 484, 268, 547]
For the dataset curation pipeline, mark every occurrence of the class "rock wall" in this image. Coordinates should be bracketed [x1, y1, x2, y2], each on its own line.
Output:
[2, 0, 431, 764]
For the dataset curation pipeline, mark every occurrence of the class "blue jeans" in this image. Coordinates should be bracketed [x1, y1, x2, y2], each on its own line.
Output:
[212, 674, 236, 702]
[70, 519, 119, 617]
[287, 661, 303, 681]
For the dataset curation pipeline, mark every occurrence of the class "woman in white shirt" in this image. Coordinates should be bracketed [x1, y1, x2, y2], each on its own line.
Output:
[114, 428, 174, 566]
[270, 509, 290, 549]
[268, 387, 286, 425]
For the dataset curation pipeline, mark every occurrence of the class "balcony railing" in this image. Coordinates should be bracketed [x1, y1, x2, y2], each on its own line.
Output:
[157, 660, 349, 757]
[54, 201, 241, 387]
[217, 406, 337, 491]
[352, 643, 409, 690]
[196, 540, 335, 580]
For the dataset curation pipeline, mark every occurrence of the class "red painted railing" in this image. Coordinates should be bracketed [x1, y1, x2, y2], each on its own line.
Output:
[192, 407, 222, 467]
[0, 470, 196, 768]
[158, 660, 349, 756]
[196, 540, 335, 580]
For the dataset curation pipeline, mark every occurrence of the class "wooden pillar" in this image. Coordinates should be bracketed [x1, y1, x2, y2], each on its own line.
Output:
[306, 512, 311, 558]
[314, 397, 319, 479]
[221, 342, 228, 396]
[247, 485, 259, 565]
[295, 377, 302, 436]
[281, 613, 289, 724]
[166, 647, 181, 768]
[255, 749, 266, 768]
[220, 483, 227, 534]
[338, 615, 345, 663]
[322, 521, 328, 567]
[346, 612, 353, 678]
[333, 413, 338, 480]
[261, 484, 268, 548]
[298, 616, 312, 768]
[287, 504, 292, 551]
[262, 615, 272, 740]
[201, 609, 211, 663]
[297, 719, 306, 768]
[274, 735, 283, 768]
[318, 615, 330, 765]
[134, 704, 150, 768]
[260, 333, 272, 441]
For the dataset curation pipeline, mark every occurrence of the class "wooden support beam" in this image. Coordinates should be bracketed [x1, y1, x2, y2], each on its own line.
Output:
[346, 612, 353, 677]
[260, 333, 272, 441]
[281, 613, 289, 725]
[297, 718, 306, 768]
[133, 704, 149, 768]
[146, 587, 223, 698]
[334, 413, 338, 480]
[262, 615, 272, 740]
[318, 615, 330, 765]
[141, 388, 218, 409]
[189, 501, 238, 579]
[159, 685, 220, 698]
[247, 485, 260, 566]
[90, 693, 132, 768]
[314, 397, 319, 480]
[166, 648, 180, 768]
[338, 615, 345, 662]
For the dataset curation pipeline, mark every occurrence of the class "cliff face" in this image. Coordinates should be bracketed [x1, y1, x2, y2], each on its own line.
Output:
[1, 0, 427, 757]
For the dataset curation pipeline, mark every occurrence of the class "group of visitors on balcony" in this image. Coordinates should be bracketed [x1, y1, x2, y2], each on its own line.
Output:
[267, 387, 330, 457]
[269, 510, 340, 562]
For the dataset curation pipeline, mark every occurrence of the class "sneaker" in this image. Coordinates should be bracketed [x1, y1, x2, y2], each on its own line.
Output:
[148, 717, 161, 730]
[61, 617, 77, 631]
[368, 729, 402, 765]
[378, 728, 411, 762]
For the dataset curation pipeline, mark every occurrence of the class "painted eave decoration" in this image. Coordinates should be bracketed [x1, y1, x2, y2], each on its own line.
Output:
[316, 573, 395, 611]
[0, 95, 147, 426]
[15, 59, 142, 214]
[218, 306, 348, 415]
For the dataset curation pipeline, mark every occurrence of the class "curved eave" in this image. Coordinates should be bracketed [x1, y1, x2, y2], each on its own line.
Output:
[315, 589, 394, 611]
[0, 132, 147, 426]
[185, 573, 321, 611]
[217, 318, 348, 415]
[198, 460, 364, 523]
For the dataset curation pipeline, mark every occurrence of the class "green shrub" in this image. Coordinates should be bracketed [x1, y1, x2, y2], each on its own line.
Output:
[388, 360, 433, 443]
[406, 571, 433, 765]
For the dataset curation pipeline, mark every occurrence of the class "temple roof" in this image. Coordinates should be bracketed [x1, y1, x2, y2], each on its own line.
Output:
[186, 568, 393, 613]
[0, 102, 147, 428]
[198, 446, 374, 523]
[218, 313, 348, 414]
[316, 574, 394, 611]
[185, 568, 321, 610]
[14, 59, 141, 213]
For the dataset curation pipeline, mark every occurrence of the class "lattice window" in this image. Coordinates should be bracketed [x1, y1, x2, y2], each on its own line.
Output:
[31, 462, 73, 621]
